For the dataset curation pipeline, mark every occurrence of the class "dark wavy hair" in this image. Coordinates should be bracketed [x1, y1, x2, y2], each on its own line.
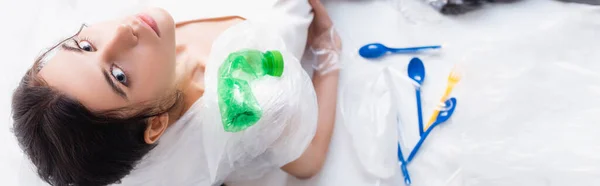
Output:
[12, 36, 182, 186]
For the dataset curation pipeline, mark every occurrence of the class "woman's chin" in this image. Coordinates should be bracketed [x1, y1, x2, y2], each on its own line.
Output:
[143, 7, 176, 37]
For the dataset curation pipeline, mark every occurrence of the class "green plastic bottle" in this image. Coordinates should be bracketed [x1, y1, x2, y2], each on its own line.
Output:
[217, 49, 284, 132]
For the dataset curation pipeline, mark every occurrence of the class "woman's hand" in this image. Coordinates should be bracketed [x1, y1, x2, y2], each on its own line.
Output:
[307, 0, 342, 75]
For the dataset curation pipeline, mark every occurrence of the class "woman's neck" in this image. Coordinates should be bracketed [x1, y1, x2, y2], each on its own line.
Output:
[165, 16, 245, 126]
[166, 48, 205, 126]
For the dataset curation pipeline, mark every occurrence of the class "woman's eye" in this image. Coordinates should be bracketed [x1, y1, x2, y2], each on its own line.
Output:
[111, 66, 128, 85]
[77, 40, 95, 52]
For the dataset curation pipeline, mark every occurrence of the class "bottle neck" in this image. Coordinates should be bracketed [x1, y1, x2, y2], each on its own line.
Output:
[263, 50, 284, 77]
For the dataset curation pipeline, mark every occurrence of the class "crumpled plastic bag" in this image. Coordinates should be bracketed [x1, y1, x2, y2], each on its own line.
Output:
[200, 20, 318, 183]
[340, 66, 407, 179]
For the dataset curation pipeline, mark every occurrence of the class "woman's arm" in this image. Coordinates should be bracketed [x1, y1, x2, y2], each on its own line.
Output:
[281, 71, 339, 179]
[281, 0, 342, 179]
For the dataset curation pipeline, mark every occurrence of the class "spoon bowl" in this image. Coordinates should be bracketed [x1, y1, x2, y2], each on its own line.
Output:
[407, 58, 426, 84]
[432, 98, 456, 124]
[359, 43, 389, 59]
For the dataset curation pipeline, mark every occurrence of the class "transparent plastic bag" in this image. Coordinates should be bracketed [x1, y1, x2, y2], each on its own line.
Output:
[200, 20, 318, 183]
[340, 66, 402, 179]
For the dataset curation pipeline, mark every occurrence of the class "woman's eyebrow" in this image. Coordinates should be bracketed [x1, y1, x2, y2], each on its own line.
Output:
[102, 70, 128, 100]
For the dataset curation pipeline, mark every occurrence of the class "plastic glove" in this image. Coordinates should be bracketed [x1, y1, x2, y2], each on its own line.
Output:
[309, 26, 342, 75]
[307, 0, 342, 75]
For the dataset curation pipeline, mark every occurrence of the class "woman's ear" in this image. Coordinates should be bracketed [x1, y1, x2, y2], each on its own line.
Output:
[144, 113, 170, 144]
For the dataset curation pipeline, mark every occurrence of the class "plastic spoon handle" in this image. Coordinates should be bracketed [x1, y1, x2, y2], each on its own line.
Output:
[397, 144, 412, 185]
[407, 98, 457, 162]
[407, 120, 440, 163]
[416, 89, 424, 136]
[389, 45, 441, 53]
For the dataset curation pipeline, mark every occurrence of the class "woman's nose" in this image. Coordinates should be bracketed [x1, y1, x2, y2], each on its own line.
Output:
[101, 23, 138, 60]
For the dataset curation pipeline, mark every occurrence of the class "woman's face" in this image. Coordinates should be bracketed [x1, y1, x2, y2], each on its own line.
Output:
[39, 8, 177, 112]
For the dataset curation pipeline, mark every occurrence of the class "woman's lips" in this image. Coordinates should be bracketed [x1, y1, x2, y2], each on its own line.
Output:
[137, 14, 160, 37]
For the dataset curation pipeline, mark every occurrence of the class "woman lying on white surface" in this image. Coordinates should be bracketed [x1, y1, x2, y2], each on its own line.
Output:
[12, 0, 341, 185]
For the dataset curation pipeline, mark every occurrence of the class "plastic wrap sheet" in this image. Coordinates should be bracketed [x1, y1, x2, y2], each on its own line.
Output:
[332, 0, 600, 185]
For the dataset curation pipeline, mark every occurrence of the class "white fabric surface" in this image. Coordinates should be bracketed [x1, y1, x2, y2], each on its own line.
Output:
[301, 0, 600, 186]
[3, 0, 600, 186]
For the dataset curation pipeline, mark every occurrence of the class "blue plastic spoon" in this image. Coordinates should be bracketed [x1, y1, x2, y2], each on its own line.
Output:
[397, 113, 412, 185]
[359, 43, 441, 59]
[397, 143, 412, 185]
[407, 97, 457, 163]
[408, 57, 426, 136]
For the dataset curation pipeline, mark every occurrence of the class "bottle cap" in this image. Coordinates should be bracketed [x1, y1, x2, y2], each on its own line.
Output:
[264, 50, 284, 77]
